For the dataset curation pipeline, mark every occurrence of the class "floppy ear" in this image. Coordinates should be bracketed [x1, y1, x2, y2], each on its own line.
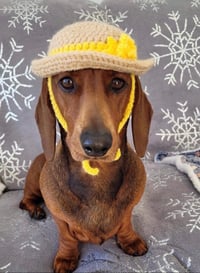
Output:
[35, 79, 56, 161]
[131, 76, 153, 157]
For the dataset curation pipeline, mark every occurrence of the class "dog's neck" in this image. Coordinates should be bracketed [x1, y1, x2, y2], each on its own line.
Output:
[58, 126, 129, 202]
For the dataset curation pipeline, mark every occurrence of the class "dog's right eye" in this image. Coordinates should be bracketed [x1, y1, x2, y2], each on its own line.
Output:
[59, 77, 75, 93]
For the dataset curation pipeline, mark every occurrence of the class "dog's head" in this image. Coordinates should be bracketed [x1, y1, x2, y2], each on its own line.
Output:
[35, 69, 152, 162]
[32, 21, 153, 165]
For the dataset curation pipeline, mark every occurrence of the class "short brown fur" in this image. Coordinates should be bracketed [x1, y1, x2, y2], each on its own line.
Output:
[20, 69, 153, 273]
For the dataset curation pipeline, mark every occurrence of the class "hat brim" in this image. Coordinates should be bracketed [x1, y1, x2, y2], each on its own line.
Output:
[31, 51, 154, 78]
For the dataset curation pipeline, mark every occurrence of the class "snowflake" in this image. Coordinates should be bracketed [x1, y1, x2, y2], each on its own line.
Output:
[20, 240, 40, 251]
[0, 262, 11, 273]
[131, 0, 167, 12]
[148, 166, 182, 190]
[74, 4, 133, 34]
[130, 236, 184, 272]
[166, 192, 200, 233]
[0, 37, 35, 123]
[151, 11, 200, 90]
[149, 236, 170, 247]
[0, 134, 31, 187]
[191, 0, 200, 8]
[1, 0, 48, 35]
[89, 0, 104, 4]
[156, 101, 200, 150]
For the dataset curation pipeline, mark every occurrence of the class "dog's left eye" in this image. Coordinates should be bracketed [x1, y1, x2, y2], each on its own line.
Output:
[59, 77, 75, 92]
[110, 78, 126, 93]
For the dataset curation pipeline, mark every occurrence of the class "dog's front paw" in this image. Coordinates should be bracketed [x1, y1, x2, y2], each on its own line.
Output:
[29, 206, 46, 220]
[54, 257, 78, 273]
[118, 236, 148, 256]
[19, 200, 46, 220]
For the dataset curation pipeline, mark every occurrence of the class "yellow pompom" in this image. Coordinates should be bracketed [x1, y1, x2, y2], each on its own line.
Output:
[117, 33, 137, 60]
[106, 36, 118, 55]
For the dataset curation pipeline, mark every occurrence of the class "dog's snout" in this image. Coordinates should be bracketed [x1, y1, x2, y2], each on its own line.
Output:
[80, 130, 112, 157]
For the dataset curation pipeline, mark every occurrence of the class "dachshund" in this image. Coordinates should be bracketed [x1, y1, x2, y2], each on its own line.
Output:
[20, 68, 153, 273]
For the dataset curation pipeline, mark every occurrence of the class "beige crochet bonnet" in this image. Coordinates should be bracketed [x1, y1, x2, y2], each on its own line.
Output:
[31, 21, 154, 77]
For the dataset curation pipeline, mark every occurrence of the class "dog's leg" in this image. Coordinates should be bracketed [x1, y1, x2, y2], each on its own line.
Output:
[53, 217, 79, 273]
[116, 210, 148, 256]
[19, 154, 46, 220]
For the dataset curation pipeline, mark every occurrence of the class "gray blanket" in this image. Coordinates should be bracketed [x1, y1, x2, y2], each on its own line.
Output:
[1, 162, 200, 272]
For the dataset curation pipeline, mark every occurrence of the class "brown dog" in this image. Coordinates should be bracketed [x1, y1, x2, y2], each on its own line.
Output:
[20, 68, 152, 273]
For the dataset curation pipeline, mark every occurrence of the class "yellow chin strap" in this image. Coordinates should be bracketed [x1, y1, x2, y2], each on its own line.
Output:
[48, 77, 68, 131]
[47, 75, 135, 176]
[118, 75, 135, 133]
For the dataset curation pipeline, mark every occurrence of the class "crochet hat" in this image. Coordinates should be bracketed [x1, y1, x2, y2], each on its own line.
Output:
[31, 21, 154, 78]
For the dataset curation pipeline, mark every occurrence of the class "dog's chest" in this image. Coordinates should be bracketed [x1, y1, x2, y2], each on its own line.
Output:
[67, 169, 124, 235]
[42, 154, 136, 240]
[74, 195, 124, 240]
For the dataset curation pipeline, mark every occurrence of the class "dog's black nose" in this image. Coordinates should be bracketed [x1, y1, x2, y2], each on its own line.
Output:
[80, 130, 112, 157]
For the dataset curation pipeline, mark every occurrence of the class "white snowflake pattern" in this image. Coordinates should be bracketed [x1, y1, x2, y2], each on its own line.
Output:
[89, 0, 104, 4]
[166, 192, 200, 233]
[20, 240, 40, 251]
[74, 5, 133, 34]
[37, 39, 51, 58]
[103, 235, 188, 272]
[149, 236, 170, 247]
[131, 0, 167, 12]
[0, 134, 31, 187]
[0, 37, 35, 123]
[148, 166, 182, 190]
[0, 262, 11, 273]
[156, 101, 200, 150]
[151, 11, 200, 90]
[1, 0, 48, 35]
[0, 177, 6, 195]
[130, 236, 184, 272]
[191, 0, 200, 7]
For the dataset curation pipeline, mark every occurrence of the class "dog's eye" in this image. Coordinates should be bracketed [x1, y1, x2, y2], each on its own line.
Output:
[59, 77, 75, 92]
[111, 78, 126, 93]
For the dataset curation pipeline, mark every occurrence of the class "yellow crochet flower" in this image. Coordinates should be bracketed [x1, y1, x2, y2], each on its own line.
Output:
[117, 34, 137, 60]
[105, 36, 118, 55]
